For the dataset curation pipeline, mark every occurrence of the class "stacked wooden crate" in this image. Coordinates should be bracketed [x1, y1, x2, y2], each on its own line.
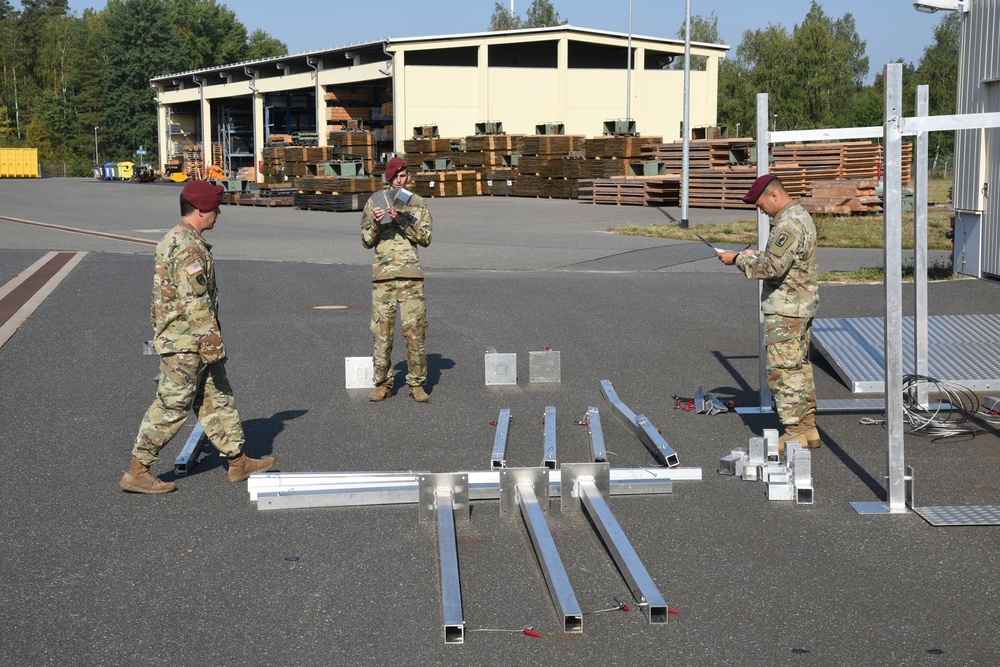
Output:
[798, 179, 882, 214]
[325, 89, 374, 124]
[402, 137, 460, 174]
[182, 144, 203, 178]
[577, 135, 664, 206]
[455, 133, 521, 195]
[294, 175, 379, 212]
[329, 130, 377, 175]
[411, 170, 483, 197]
[513, 135, 586, 199]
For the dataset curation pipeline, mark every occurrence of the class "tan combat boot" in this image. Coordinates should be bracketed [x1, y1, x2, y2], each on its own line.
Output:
[800, 413, 823, 449]
[778, 424, 810, 456]
[369, 384, 393, 402]
[226, 453, 276, 483]
[410, 386, 429, 402]
[119, 457, 177, 494]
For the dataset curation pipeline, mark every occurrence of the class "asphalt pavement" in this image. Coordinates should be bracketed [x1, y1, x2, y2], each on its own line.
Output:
[0, 178, 997, 666]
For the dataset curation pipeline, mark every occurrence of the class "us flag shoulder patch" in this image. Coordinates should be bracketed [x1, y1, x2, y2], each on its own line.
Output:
[186, 262, 203, 275]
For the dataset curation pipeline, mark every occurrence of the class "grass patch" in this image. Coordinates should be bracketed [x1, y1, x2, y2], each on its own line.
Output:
[819, 260, 956, 283]
[611, 208, 953, 250]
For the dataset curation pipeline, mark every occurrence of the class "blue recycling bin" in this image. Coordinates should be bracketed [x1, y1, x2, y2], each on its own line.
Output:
[102, 162, 114, 180]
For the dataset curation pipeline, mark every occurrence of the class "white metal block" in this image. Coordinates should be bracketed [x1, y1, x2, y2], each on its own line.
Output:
[740, 464, 759, 482]
[485, 352, 517, 385]
[763, 429, 780, 460]
[760, 463, 786, 483]
[528, 350, 561, 383]
[748, 437, 765, 464]
[766, 480, 794, 501]
[345, 356, 375, 388]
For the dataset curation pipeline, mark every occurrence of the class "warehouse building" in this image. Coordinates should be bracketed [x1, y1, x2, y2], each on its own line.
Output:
[149, 25, 729, 181]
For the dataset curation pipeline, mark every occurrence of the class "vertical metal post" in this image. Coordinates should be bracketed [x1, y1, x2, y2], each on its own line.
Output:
[626, 0, 632, 124]
[735, 93, 773, 415]
[914, 85, 930, 408]
[883, 64, 908, 512]
[680, 0, 691, 228]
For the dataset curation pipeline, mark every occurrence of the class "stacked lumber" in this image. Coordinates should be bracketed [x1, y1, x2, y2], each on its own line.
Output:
[577, 175, 680, 207]
[484, 172, 516, 196]
[584, 135, 662, 159]
[454, 134, 521, 179]
[182, 144, 203, 178]
[411, 170, 483, 198]
[329, 130, 376, 175]
[641, 139, 751, 171]
[294, 191, 374, 212]
[798, 178, 882, 214]
[513, 134, 586, 199]
[293, 175, 379, 211]
[260, 145, 285, 182]
[402, 137, 461, 173]
[325, 89, 374, 123]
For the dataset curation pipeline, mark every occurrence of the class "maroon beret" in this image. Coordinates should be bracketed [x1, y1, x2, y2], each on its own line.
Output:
[182, 180, 224, 211]
[742, 174, 777, 204]
[384, 157, 407, 183]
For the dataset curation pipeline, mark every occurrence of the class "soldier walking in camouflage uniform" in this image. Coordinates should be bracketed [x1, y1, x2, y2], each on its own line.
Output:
[718, 174, 822, 453]
[361, 157, 433, 402]
[119, 180, 276, 494]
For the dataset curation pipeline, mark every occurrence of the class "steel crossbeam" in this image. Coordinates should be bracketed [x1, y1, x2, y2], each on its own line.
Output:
[599, 380, 680, 467]
[585, 406, 607, 462]
[542, 406, 557, 469]
[249, 467, 698, 509]
[490, 409, 511, 469]
[500, 468, 583, 633]
[418, 473, 468, 644]
[561, 463, 669, 624]
[174, 423, 208, 476]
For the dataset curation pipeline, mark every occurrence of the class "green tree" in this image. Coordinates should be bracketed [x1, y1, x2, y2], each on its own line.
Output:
[524, 0, 564, 27]
[488, 2, 521, 30]
[245, 28, 286, 60]
[674, 11, 721, 71]
[489, 1, 564, 30]
[914, 12, 959, 172]
[173, 0, 247, 70]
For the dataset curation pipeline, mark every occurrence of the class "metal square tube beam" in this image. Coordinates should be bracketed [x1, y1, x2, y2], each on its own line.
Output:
[490, 409, 510, 469]
[418, 473, 468, 645]
[501, 468, 583, 634]
[585, 406, 607, 462]
[542, 406, 557, 469]
[174, 423, 207, 476]
[599, 380, 679, 467]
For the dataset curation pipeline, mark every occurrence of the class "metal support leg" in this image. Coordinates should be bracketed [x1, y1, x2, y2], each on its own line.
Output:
[174, 423, 208, 476]
[599, 380, 679, 467]
[542, 406, 557, 469]
[491, 409, 511, 469]
[500, 468, 584, 633]
[418, 473, 469, 644]
[585, 406, 607, 462]
[561, 463, 669, 624]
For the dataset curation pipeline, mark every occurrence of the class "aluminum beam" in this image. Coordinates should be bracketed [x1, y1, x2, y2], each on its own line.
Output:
[500, 468, 583, 633]
[585, 406, 608, 462]
[490, 409, 510, 469]
[561, 463, 669, 624]
[174, 423, 208, 476]
[249, 467, 695, 509]
[418, 473, 468, 644]
[542, 406, 557, 469]
[599, 380, 679, 467]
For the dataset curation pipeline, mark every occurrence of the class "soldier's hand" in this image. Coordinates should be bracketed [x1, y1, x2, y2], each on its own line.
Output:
[372, 207, 386, 224]
[718, 251, 738, 265]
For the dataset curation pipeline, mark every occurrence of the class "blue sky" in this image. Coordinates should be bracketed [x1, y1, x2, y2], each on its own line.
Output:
[57, 1, 950, 83]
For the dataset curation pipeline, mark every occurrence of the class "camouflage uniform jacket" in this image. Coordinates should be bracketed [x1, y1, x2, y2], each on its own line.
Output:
[735, 201, 819, 318]
[149, 220, 226, 362]
[360, 190, 433, 281]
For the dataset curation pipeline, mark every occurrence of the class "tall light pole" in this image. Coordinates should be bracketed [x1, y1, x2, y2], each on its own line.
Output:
[93, 126, 99, 166]
[680, 0, 691, 228]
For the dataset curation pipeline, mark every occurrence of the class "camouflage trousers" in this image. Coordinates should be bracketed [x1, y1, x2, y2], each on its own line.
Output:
[764, 314, 816, 427]
[131, 352, 245, 465]
[370, 278, 427, 387]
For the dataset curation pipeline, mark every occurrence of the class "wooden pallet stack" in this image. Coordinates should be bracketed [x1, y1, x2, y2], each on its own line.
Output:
[260, 145, 285, 182]
[182, 144, 203, 179]
[454, 133, 521, 192]
[402, 137, 461, 174]
[513, 134, 586, 199]
[642, 139, 749, 171]
[293, 175, 379, 212]
[584, 135, 663, 175]
[798, 178, 882, 214]
[329, 130, 377, 175]
[325, 89, 374, 124]
[411, 170, 483, 198]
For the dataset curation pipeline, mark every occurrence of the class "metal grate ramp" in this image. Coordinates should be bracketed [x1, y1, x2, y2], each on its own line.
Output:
[812, 314, 1000, 393]
[911, 505, 1000, 526]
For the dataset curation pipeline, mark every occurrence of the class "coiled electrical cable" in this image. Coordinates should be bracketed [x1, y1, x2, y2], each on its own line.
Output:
[899, 374, 983, 441]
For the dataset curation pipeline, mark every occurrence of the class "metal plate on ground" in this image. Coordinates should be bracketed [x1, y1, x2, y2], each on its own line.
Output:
[500, 467, 549, 516]
[911, 505, 1000, 526]
[345, 356, 375, 388]
[528, 350, 561, 383]
[417, 473, 469, 523]
[485, 352, 517, 385]
[812, 314, 1000, 393]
